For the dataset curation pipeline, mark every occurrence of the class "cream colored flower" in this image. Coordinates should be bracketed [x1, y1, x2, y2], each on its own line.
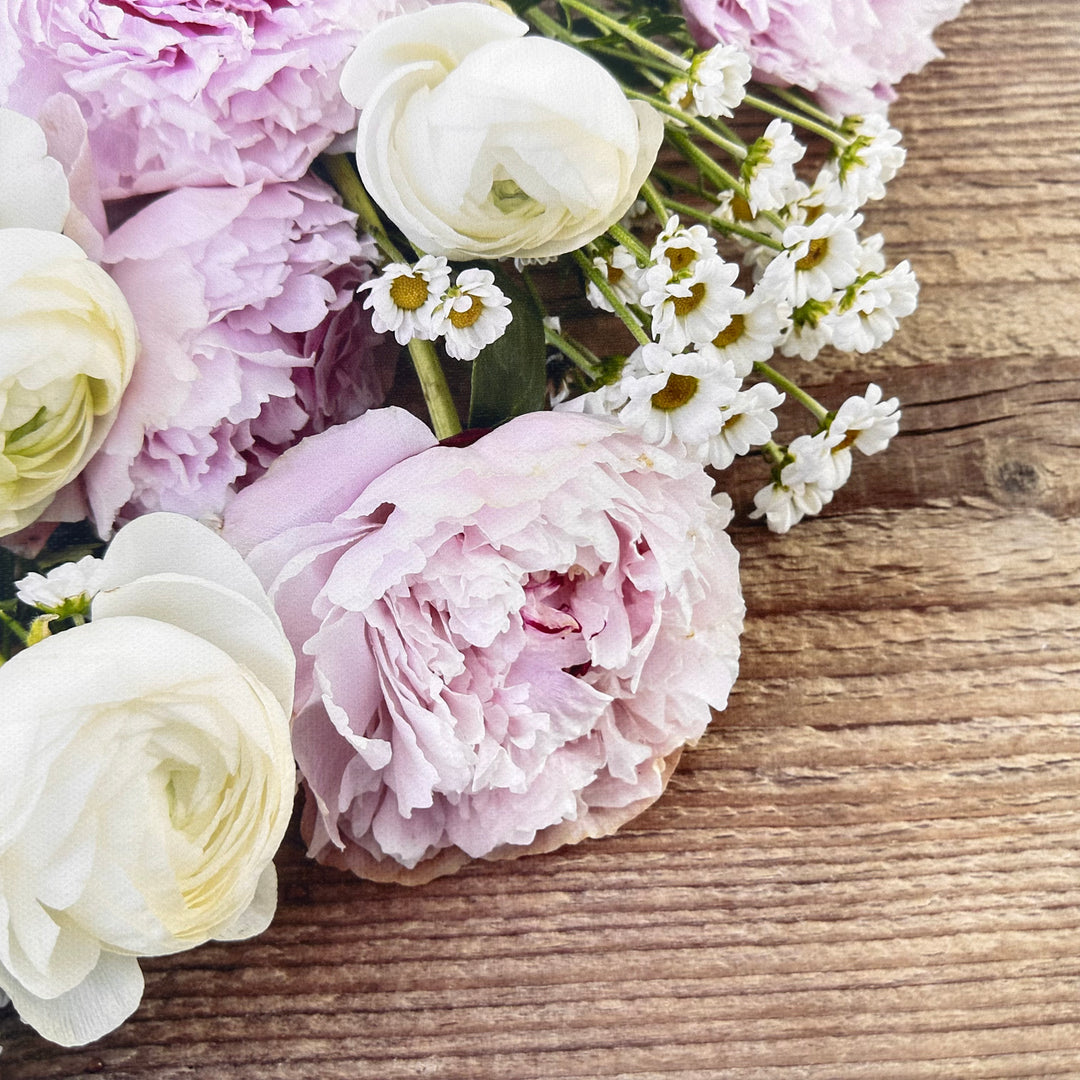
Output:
[0, 228, 138, 536]
[0, 513, 296, 1046]
[340, 3, 663, 261]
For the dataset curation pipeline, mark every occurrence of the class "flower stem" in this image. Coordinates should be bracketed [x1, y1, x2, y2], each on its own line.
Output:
[659, 196, 785, 250]
[572, 249, 651, 348]
[623, 87, 746, 160]
[545, 327, 601, 379]
[322, 154, 408, 264]
[0, 608, 28, 646]
[557, 0, 690, 70]
[606, 221, 652, 265]
[665, 128, 745, 198]
[640, 180, 671, 225]
[770, 86, 846, 128]
[753, 361, 829, 423]
[408, 339, 462, 440]
[742, 92, 848, 147]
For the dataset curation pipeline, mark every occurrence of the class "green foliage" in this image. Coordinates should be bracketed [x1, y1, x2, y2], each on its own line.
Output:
[468, 266, 548, 430]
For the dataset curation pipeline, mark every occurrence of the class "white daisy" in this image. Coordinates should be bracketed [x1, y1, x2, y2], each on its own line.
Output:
[750, 433, 841, 533]
[687, 44, 751, 119]
[16, 554, 107, 614]
[640, 253, 743, 352]
[431, 267, 513, 362]
[820, 114, 907, 207]
[585, 246, 646, 312]
[832, 261, 919, 353]
[699, 288, 790, 377]
[618, 345, 741, 455]
[357, 254, 451, 345]
[778, 297, 839, 361]
[649, 216, 718, 273]
[781, 210, 864, 306]
[828, 383, 901, 455]
[742, 118, 805, 215]
[705, 379, 785, 469]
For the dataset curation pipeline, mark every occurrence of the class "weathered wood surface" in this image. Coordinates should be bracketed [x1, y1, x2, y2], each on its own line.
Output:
[4, 0, 1080, 1076]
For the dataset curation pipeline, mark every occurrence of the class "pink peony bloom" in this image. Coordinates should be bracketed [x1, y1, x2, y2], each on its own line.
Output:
[82, 177, 395, 535]
[223, 407, 744, 884]
[0, 0, 403, 198]
[680, 0, 968, 116]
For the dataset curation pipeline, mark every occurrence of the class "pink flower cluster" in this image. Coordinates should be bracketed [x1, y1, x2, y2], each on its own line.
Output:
[224, 408, 745, 883]
[84, 178, 395, 534]
[680, 0, 968, 115]
[0, 0, 400, 198]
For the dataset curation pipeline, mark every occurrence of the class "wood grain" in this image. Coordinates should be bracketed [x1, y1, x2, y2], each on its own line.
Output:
[4, 0, 1080, 1076]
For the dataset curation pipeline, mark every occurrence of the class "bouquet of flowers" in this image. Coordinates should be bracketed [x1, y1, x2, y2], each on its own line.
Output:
[0, 0, 965, 1050]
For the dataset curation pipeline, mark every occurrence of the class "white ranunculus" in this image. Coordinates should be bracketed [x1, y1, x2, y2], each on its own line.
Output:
[0, 513, 296, 1047]
[341, 2, 664, 261]
[0, 228, 138, 537]
[0, 108, 70, 232]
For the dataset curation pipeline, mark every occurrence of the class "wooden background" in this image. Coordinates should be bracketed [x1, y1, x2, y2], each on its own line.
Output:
[4, 0, 1080, 1075]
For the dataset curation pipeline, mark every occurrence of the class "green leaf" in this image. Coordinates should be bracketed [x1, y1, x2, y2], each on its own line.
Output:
[468, 265, 547, 429]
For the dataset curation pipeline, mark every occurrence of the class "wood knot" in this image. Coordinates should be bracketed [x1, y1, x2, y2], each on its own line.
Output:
[995, 460, 1040, 496]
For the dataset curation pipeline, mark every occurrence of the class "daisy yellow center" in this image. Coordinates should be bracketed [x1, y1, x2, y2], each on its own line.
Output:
[389, 274, 430, 311]
[796, 237, 829, 272]
[712, 313, 746, 349]
[672, 282, 706, 317]
[651, 373, 699, 411]
[834, 429, 859, 451]
[607, 264, 625, 286]
[449, 295, 485, 329]
[731, 195, 754, 222]
[665, 245, 697, 272]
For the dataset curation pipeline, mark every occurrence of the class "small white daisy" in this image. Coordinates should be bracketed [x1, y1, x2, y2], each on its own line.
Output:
[585, 246, 646, 312]
[640, 253, 743, 352]
[781, 210, 864, 306]
[705, 379, 785, 469]
[699, 287, 790, 377]
[650, 215, 719, 273]
[832, 261, 919, 353]
[750, 433, 841, 532]
[431, 267, 513, 362]
[828, 383, 901, 455]
[618, 345, 741, 456]
[687, 44, 752, 119]
[357, 254, 451, 345]
[778, 297, 839, 361]
[741, 118, 805, 215]
[16, 554, 107, 615]
[820, 114, 907, 207]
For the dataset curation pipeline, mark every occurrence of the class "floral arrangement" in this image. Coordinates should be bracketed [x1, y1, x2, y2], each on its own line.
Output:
[0, 0, 965, 1050]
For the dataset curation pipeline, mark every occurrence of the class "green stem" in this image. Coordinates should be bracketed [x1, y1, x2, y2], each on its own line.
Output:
[572, 249, 651, 348]
[557, 0, 690, 70]
[753, 362, 829, 423]
[742, 92, 848, 147]
[323, 154, 408, 264]
[760, 439, 788, 469]
[407, 339, 462, 440]
[623, 87, 746, 160]
[659, 196, 785, 250]
[640, 180, 671, 226]
[573, 37, 687, 78]
[770, 86, 846, 128]
[545, 327, 601, 379]
[0, 608, 28, 646]
[606, 221, 652, 265]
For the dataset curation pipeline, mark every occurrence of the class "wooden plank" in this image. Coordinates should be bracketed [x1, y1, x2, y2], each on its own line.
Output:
[4, 0, 1080, 1076]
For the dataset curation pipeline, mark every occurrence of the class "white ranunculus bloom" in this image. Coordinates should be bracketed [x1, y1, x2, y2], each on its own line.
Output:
[340, 3, 664, 261]
[0, 108, 70, 232]
[0, 228, 138, 537]
[0, 514, 296, 1047]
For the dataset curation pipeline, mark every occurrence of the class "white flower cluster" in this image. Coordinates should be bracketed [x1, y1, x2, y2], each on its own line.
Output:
[358, 256, 512, 362]
[561, 108, 912, 532]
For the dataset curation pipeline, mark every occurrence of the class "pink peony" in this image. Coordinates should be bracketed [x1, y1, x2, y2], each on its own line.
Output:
[0, 0, 403, 198]
[680, 0, 968, 116]
[82, 176, 395, 535]
[223, 407, 744, 884]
